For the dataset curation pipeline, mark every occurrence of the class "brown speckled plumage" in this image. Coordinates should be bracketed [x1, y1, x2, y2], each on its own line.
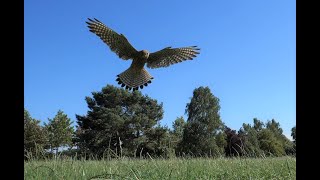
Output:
[86, 18, 200, 91]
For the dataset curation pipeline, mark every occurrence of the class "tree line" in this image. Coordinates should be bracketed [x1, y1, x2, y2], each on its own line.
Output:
[24, 85, 296, 160]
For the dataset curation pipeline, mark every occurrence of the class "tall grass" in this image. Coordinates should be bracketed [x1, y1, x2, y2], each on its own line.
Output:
[24, 156, 296, 179]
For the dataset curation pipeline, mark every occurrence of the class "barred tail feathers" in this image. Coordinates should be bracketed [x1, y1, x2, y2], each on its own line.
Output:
[116, 67, 153, 91]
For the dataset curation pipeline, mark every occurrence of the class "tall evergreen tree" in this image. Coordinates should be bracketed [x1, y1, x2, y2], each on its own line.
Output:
[178, 86, 226, 157]
[253, 118, 264, 132]
[265, 119, 282, 136]
[75, 85, 164, 158]
[44, 110, 74, 154]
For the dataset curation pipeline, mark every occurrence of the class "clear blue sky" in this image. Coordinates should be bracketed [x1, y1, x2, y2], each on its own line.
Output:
[25, 0, 295, 138]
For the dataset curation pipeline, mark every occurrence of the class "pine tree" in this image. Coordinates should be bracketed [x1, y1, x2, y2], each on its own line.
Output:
[238, 123, 262, 156]
[44, 110, 74, 154]
[75, 85, 164, 158]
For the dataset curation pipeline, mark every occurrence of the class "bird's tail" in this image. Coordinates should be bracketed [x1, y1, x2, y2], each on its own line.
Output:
[116, 66, 153, 91]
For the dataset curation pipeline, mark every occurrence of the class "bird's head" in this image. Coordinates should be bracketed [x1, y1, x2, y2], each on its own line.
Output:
[140, 50, 150, 59]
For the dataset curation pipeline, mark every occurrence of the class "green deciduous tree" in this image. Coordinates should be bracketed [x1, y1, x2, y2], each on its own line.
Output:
[172, 116, 185, 139]
[170, 116, 186, 152]
[138, 125, 173, 158]
[75, 85, 164, 158]
[24, 109, 47, 160]
[177, 86, 226, 157]
[239, 118, 292, 157]
[238, 123, 262, 156]
[266, 119, 294, 155]
[258, 128, 285, 156]
[44, 110, 74, 154]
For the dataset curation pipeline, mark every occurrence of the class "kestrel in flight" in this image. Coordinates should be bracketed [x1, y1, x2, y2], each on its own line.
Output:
[86, 18, 200, 91]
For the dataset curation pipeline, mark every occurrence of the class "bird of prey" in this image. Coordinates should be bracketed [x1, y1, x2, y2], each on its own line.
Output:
[86, 18, 200, 91]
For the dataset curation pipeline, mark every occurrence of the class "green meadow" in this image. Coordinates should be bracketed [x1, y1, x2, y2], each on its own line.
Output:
[24, 156, 296, 180]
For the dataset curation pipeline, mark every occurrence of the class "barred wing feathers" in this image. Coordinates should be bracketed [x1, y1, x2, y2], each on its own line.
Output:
[86, 18, 138, 60]
[147, 46, 200, 69]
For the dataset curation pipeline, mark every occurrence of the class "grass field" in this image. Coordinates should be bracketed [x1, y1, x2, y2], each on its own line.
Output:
[24, 156, 296, 179]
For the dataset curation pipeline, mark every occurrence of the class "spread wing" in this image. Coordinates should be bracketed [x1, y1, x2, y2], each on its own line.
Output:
[147, 46, 200, 69]
[86, 18, 138, 60]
